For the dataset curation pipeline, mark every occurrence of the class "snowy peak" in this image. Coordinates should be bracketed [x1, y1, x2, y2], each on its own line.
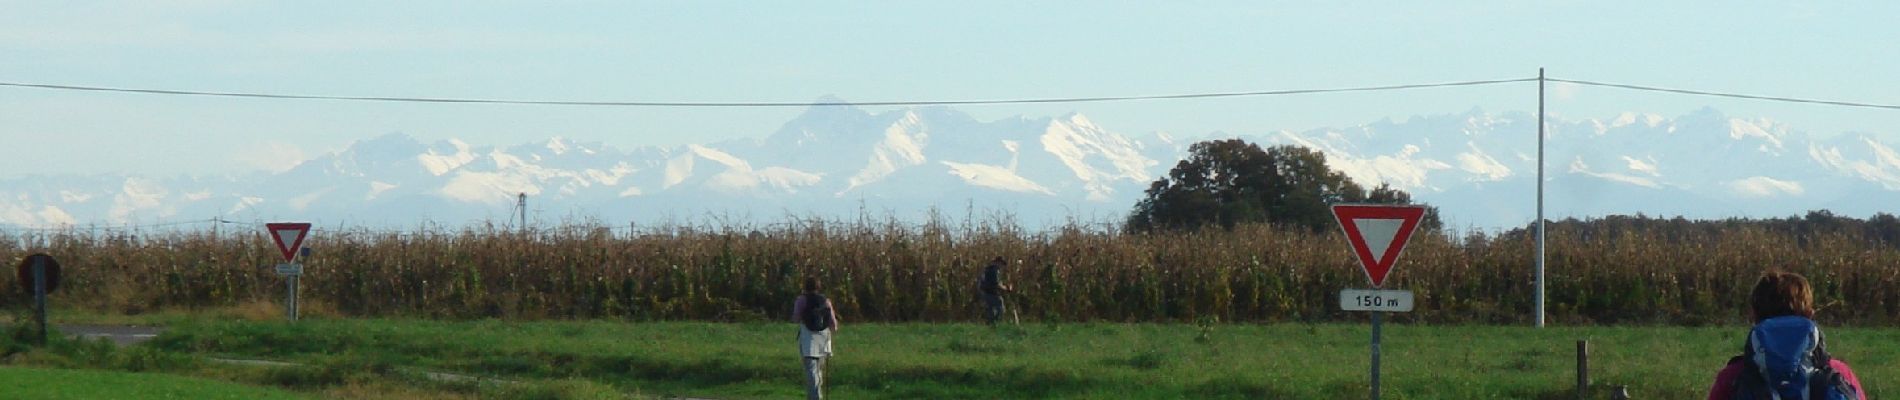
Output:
[418, 139, 476, 176]
[1810, 133, 1900, 190]
[1610, 112, 1667, 129]
[1035, 113, 1155, 201]
[544, 136, 574, 155]
[658, 144, 820, 196]
[1235, 109, 1900, 227]
[763, 97, 875, 146]
[842, 111, 931, 192]
[2, 105, 1898, 230]
[664, 144, 751, 189]
[941, 160, 1054, 195]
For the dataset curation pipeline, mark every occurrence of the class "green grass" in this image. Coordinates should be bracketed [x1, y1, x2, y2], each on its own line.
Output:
[145, 317, 1900, 399]
[0, 314, 638, 400]
[0, 366, 308, 399]
[3, 304, 256, 327]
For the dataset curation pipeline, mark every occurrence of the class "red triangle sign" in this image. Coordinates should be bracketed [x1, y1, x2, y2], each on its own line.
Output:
[1331, 205, 1426, 288]
[266, 222, 312, 263]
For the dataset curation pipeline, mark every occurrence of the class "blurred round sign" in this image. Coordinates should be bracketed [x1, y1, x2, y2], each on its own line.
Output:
[15, 253, 60, 294]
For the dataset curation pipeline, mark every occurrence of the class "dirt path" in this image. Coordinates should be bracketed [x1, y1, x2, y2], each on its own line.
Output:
[57, 324, 164, 346]
[0, 324, 165, 346]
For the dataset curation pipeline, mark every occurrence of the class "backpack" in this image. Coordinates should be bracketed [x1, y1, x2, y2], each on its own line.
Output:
[979, 265, 1001, 295]
[802, 294, 833, 332]
[1728, 316, 1858, 400]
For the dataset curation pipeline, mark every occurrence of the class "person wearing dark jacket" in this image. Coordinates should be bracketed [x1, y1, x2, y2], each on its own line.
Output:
[978, 256, 1012, 325]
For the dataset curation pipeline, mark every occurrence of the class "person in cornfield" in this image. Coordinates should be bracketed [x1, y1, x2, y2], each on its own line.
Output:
[792, 277, 839, 400]
[1707, 270, 1863, 400]
[978, 256, 1013, 325]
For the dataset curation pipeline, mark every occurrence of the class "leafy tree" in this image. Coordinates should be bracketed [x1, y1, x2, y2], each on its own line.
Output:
[1127, 139, 1440, 232]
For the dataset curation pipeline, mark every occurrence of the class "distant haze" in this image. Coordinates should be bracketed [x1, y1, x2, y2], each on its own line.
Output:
[2, 104, 1896, 232]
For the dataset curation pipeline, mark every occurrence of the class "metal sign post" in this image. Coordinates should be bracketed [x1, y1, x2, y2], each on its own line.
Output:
[275, 263, 305, 322]
[1341, 288, 1413, 400]
[288, 272, 298, 322]
[274, 263, 306, 321]
[1371, 311, 1382, 400]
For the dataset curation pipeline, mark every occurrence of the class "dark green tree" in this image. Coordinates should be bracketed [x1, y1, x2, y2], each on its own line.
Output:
[1127, 139, 1440, 232]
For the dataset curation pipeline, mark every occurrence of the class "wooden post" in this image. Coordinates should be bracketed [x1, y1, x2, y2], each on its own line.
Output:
[32, 259, 47, 344]
[1577, 340, 1590, 399]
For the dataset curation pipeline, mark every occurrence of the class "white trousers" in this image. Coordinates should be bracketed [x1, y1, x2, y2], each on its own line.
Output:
[803, 356, 827, 400]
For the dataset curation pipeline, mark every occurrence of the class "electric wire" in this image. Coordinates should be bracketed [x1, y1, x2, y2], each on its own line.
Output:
[5, 77, 1897, 111]
[0, 78, 1539, 107]
[1549, 78, 1900, 111]
[0, 218, 219, 232]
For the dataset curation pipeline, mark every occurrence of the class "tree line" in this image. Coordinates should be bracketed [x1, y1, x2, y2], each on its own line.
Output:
[1127, 138, 1440, 233]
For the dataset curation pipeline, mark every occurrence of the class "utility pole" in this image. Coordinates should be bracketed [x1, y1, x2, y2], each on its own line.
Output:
[1536, 68, 1547, 328]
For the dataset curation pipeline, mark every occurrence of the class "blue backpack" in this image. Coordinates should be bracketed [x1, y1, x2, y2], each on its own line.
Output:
[1728, 316, 1857, 400]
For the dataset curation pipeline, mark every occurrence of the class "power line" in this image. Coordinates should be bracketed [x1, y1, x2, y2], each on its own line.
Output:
[0, 218, 219, 232]
[0, 78, 1539, 107]
[7, 76, 1899, 111]
[1549, 78, 1900, 111]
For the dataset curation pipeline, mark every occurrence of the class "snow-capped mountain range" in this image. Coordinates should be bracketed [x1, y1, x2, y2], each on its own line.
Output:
[4, 103, 1899, 231]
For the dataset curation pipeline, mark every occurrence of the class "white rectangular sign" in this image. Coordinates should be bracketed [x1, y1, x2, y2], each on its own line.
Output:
[275, 263, 303, 276]
[1340, 289, 1414, 312]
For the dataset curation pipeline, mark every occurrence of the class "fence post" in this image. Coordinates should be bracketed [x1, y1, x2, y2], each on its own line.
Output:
[1577, 340, 1590, 400]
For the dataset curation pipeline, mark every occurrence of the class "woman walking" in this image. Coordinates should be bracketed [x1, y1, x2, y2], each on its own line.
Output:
[793, 277, 839, 400]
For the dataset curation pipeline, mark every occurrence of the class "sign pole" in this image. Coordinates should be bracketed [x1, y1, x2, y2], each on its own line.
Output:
[287, 272, 298, 322]
[32, 259, 47, 344]
[1371, 310, 1382, 400]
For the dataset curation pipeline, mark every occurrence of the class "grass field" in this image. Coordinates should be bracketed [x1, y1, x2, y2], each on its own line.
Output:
[0, 366, 308, 399]
[137, 317, 1900, 399]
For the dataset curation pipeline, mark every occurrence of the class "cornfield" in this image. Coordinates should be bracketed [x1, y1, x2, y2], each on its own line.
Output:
[3, 213, 1897, 325]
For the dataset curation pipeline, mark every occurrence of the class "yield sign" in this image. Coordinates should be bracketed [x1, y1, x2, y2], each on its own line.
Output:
[1331, 205, 1426, 288]
[266, 222, 312, 263]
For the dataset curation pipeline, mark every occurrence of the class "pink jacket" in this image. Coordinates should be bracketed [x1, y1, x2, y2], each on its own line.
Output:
[1707, 358, 1864, 400]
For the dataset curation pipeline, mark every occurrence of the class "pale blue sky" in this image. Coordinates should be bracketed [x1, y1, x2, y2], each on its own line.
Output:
[2, 1, 1897, 177]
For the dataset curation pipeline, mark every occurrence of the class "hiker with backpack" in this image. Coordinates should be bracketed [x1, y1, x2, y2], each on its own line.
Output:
[1707, 270, 1864, 400]
[792, 277, 839, 400]
[978, 256, 1013, 325]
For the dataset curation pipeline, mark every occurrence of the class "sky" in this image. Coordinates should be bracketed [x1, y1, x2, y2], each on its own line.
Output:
[2, 1, 1898, 178]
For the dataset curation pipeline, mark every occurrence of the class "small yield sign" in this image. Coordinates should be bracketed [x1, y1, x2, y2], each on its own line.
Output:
[1332, 205, 1426, 289]
[266, 223, 312, 264]
[1331, 204, 1427, 400]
